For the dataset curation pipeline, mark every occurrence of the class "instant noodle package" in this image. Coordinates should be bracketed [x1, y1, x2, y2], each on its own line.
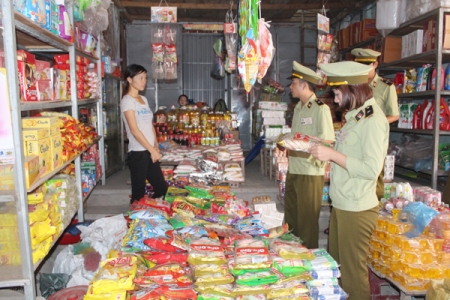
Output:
[84, 182, 348, 300]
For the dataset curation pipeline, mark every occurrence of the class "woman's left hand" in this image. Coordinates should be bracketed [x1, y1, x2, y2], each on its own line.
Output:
[309, 145, 334, 162]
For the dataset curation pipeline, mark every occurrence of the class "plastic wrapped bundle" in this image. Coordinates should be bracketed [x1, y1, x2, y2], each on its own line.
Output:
[376, 0, 407, 36]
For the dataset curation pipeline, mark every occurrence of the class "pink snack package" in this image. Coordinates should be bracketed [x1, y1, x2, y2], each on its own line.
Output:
[58, 5, 73, 41]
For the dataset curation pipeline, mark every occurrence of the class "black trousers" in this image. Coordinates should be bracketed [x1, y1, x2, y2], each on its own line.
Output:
[128, 150, 168, 201]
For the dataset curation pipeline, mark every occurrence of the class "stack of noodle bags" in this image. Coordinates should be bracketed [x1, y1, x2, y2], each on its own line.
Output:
[84, 256, 137, 300]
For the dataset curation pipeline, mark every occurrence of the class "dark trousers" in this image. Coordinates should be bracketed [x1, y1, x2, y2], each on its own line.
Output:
[284, 173, 324, 249]
[128, 150, 168, 201]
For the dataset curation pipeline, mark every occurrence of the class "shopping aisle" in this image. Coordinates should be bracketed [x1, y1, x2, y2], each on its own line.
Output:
[85, 155, 331, 249]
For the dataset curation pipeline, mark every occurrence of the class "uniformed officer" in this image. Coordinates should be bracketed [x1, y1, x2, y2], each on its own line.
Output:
[351, 48, 398, 200]
[309, 61, 389, 300]
[351, 48, 399, 124]
[284, 61, 335, 249]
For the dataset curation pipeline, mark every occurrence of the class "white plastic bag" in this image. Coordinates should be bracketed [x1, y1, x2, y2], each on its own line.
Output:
[376, 0, 406, 36]
[52, 245, 84, 275]
[66, 265, 96, 287]
[78, 214, 127, 258]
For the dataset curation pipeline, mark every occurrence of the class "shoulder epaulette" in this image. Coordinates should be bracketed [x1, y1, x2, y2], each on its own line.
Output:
[307, 102, 312, 109]
[315, 99, 324, 106]
[365, 105, 374, 118]
[380, 77, 393, 86]
[354, 109, 365, 122]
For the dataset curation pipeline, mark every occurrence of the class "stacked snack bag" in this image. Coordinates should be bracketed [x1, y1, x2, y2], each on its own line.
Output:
[83, 182, 349, 299]
[0, 175, 79, 265]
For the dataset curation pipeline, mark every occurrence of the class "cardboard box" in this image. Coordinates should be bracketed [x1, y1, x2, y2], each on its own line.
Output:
[423, 20, 436, 52]
[410, 30, 423, 56]
[352, 21, 360, 45]
[17, 60, 38, 101]
[382, 36, 402, 63]
[258, 101, 288, 111]
[0, 156, 39, 190]
[22, 128, 49, 141]
[341, 26, 350, 49]
[231, 130, 239, 141]
[443, 15, 450, 49]
[360, 19, 377, 41]
[23, 137, 51, 177]
[49, 133, 63, 171]
[22, 116, 60, 136]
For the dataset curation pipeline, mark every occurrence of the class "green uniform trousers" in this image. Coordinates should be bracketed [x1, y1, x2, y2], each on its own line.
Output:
[284, 173, 324, 249]
[328, 205, 379, 300]
[376, 165, 385, 200]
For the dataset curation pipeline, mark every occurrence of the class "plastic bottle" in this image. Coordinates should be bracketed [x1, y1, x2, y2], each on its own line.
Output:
[155, 106, 167, 123]
[431, 67, 445, 90]
[422, 100, 432, 129]
[424, 100, 435, 130]
[412, 103, 423, 129]
[167, 105, 178, 122]
[201, 107, 210, 127]
[178, 106, 190, 125]
[445, 65, 450, 90]
[190, 106, 200, 126]
[439, 97, 450, 130]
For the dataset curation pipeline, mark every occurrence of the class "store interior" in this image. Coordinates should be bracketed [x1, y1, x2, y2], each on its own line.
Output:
[2, 0, 450, 299]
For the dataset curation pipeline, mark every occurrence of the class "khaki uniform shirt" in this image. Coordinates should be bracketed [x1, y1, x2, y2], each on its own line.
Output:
[289, 94, 335, 176]
[369, 73, 399, 117]
[330, 98, 389, 211]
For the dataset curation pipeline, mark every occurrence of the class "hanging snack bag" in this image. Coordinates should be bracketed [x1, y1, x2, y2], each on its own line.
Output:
[317, 34, 327, 51]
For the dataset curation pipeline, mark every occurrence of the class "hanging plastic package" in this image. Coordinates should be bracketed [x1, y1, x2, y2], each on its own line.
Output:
[224, 2, 238, 72]
[164, 44, 178, 80]
[211, 39, 225, 80]
[256, 19, 275, 82]
[238, 29, 259, 93]
[152, 43, 165, 80]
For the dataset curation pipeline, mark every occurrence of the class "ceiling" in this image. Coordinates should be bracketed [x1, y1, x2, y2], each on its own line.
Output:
[112, 0, 376, 25]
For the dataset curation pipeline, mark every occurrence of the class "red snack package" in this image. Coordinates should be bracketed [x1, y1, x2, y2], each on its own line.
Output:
[143, 237, 184, 253]
[140, 252, 188, 265]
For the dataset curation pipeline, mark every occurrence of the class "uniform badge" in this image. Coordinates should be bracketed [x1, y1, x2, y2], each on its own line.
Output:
[315, 99, 324, 106]
[307, 102, 312, 109]
[372, 81, 377, 88]
[381, 78, 393, 85]
[354, 109, 365, 122]
[337, 130, 348, 143]
[300, 117, 313, 125]
[365, 105, 374, 118]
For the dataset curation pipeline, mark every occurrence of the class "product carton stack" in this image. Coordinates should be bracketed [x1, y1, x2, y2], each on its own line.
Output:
[253, 101, 291, 139]
[251, 196, 284, 229]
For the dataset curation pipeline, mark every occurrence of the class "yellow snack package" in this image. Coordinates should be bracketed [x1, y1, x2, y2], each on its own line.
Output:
[27, 192, 44, 204]
[90, 256, 137, 294]
[84, 285, 126, 300]
[195, 272, 235, 287]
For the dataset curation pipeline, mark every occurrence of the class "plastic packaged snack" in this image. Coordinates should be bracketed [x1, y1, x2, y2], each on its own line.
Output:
[195, 272, 235, 286]
[90, 256, 137, 294]
[235, 294, 267, 300]
[129, 208, 167, 220]
[304, 254, 338, 270]
[165, 187, 190, 203]
[310, 268, 341, 280]
[235, 216, 269, 237]
[235, 270, 279, 286]
[233, 239, 271, 271]
[267, 283, 309, 299]
[199, 294, 234, 300]
[143, 237, 185, 253]
[188, 238, 227, 265]
[140, 252, 188, 265]
[270, 239, 313, 260]
[84, 285, 127, 300]
[132, 197, 173, 216]
[192, 264, 230, 277]
[231, 284, 272, 297]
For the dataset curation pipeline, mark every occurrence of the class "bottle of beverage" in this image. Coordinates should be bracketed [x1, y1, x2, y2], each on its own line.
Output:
[190, 106, 200, 126]
[155, 106, 167, 123]
[167, 104, 178, 125]
[178, 106, 189, 125]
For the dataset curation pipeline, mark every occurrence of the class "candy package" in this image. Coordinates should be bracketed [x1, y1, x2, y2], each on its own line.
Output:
[404, 69, 417, 93]
[140, 252, 188, 265]
[169, 215, 196, 229]
[235, 216, 269, 237]
[165, 187, 190, 203]
[130, 208, 167, 220]
[172, 198, 208, 218]
[132, 197, 173, 216]
[199, 214, 240, 226]
[143, 237, 185, 253]
[177, 226, 209, 239]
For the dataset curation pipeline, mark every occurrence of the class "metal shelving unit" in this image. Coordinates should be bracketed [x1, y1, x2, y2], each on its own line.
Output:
[340, 7, 450, 190]
[0, 1, 105, 297]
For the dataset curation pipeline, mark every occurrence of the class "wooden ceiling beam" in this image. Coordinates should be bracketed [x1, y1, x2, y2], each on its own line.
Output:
[120, 1, 353, 10]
